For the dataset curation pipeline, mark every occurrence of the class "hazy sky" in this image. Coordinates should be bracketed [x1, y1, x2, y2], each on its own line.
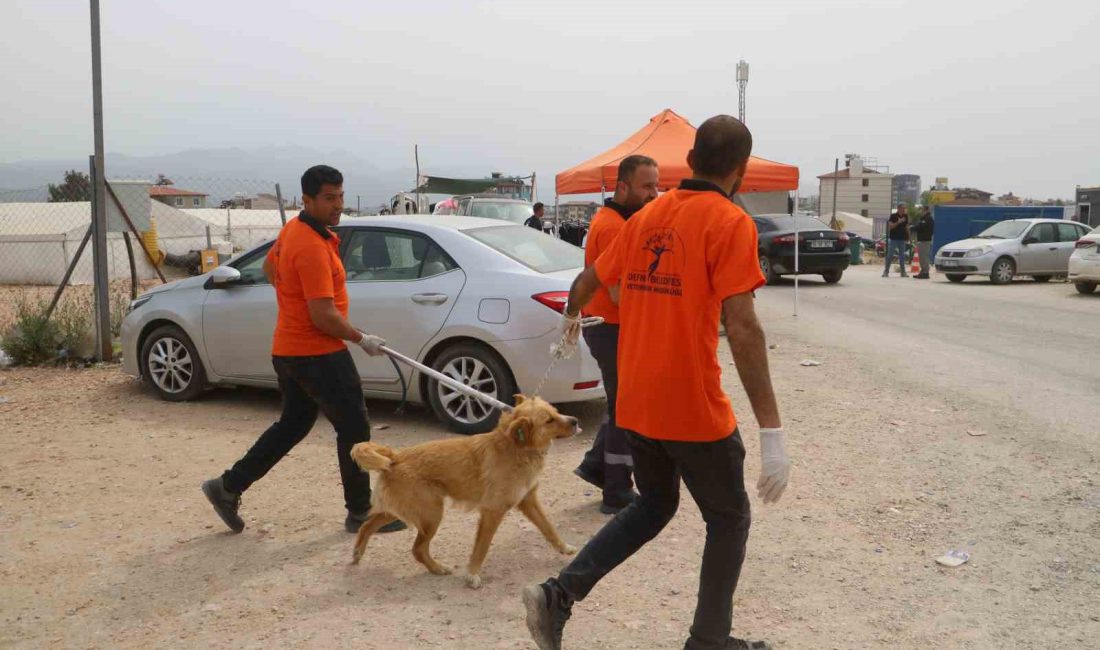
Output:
[3, 0, 1098, 199]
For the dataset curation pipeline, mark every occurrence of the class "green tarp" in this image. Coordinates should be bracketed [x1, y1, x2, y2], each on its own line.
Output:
[412, 175, 531, 196]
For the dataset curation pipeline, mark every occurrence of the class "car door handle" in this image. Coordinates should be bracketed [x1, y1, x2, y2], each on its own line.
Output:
[411, 293, 449, 305]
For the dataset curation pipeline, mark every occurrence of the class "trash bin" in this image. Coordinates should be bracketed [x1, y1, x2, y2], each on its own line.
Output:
[849, 238, 863, 265]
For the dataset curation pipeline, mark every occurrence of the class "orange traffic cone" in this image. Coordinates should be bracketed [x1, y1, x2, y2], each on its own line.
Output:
[910, 246, 921, 275]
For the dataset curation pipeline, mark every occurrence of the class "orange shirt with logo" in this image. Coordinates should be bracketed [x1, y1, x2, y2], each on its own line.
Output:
[582, 205, 628, 324]
[593, 183, 765, 442]
[268, 215, 349, 357]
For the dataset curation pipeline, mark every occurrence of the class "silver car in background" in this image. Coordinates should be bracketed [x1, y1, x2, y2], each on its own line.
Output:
[120, 216, 603, 434]
[934, 218, 1092, 284]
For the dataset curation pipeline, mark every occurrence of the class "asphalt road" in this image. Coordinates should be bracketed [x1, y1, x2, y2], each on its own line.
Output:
[753, 263, 1100, 439]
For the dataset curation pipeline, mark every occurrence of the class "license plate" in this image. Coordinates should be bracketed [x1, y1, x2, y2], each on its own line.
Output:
[940, 259, 959, 267]
[810, 240, 833, 249]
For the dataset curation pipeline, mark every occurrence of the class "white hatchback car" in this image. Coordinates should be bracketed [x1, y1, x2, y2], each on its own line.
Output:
[120, 216, 603, 433]
[1068, 224, 1100, 294]
[935, 218, 1092, 284]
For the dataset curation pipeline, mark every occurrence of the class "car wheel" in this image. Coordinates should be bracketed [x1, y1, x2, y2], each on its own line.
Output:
[759, 254, 780, 285]
[821, 269, 843, 284]
[1032, 275, 1052, 283]
[1075, 281, 1098, 295]
[426, 342, 516, 435]
[946, 274, 967, 283]
[140, 324, 206, 401]
[990, 257, 1016, 285]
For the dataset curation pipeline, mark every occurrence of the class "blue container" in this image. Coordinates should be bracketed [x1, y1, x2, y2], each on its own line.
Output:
[930, 205, 1066, 258]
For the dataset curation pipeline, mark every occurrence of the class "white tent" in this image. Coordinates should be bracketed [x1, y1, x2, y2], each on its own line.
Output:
[184, 208, 287, 250]
[0, 201, 215, 285]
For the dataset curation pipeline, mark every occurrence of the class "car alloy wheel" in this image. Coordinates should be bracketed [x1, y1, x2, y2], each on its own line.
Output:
[437, 355, 499, 425]
[426, 342, 516, 435]
[147, 336, 194, 395]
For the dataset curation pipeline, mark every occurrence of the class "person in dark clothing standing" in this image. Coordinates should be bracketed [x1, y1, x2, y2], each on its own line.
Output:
[912, 206, 934, 279]
[524, 116, 789, 650]
[883, 203, 910, 278]
[201, 165, 407, 536]
[525, 202, 546, 231]
[574, 154, 660, 514]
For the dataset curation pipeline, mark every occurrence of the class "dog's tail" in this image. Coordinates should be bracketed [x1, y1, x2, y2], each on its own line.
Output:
[350, 442, 396, 473]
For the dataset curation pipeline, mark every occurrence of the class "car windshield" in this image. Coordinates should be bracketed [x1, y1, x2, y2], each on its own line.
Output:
[469, 201, 534, 225]
[977, 221, 1029, 239]
[464, 225, 583, 273]
[767, 215, 832, 231]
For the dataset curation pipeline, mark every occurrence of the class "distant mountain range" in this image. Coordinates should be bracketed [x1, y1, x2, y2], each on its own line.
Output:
[0, 146, 488, 208]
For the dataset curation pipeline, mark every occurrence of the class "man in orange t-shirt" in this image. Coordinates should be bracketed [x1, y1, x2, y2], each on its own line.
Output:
[525, 117, 791, 650]
[574, 154, 659, 514]
[202, 165, 406, 536]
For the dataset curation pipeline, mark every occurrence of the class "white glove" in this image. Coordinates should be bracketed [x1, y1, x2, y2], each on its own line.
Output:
[757, 428, 790, 504]
[356, 333, 386, 356]
[550, 310, 581, 359]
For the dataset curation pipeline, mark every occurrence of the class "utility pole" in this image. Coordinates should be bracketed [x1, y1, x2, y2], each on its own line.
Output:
[89, 0, 111, 362]
[736, 60, 749, 123]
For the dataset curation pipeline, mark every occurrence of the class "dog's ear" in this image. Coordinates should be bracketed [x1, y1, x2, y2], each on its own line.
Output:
[507, 416, 533, 446]
[513, 394, 526, 405]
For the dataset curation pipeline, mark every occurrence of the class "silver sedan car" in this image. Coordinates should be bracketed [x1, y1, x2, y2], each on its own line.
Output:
[120, 216, 604, 433]
[934, 218, 1091, 284]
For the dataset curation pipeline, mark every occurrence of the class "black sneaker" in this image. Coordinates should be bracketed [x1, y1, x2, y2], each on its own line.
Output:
[573, 464, 604, 489]
[523, 582, 572, 650]
[722, 638, 772, 649]
[599, 489, 638, 515]
[202, 477, 244, 533]
[345, 511, 408, 534]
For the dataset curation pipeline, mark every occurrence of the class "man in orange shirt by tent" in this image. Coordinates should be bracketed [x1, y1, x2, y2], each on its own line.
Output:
[524, 117, 790, 650]
[574, 154, 660, 514]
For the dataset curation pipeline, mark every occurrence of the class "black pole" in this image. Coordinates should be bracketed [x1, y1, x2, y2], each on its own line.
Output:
[122, 231, 138, 300]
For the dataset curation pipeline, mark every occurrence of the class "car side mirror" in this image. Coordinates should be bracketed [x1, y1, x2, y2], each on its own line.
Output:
[1022, 237, 1038, 245]
[206, 265, 241, 289]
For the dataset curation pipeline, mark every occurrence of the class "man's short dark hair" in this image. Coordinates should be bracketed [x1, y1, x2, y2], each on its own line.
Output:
[617, 154, 658, 183]
[533, 202, 544, 211]
[691, 116, 752, 178]
[301, 165, 343, 197]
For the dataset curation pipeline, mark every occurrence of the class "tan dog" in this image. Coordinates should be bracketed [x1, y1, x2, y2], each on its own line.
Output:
[349, 395, 579, 589]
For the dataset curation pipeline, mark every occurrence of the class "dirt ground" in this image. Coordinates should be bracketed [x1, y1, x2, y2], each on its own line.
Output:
[2, 266, 1098, 649]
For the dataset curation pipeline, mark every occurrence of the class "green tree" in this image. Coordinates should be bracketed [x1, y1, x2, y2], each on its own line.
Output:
[47, 170, 91, 202]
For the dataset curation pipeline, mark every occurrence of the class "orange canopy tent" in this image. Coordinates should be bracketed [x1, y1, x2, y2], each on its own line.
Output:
[555, 109, 799, 196]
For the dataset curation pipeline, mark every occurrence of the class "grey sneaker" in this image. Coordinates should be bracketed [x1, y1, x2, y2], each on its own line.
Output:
[202, 478, 244, 533]
[345, 511, 407, 534]
[523, 582, 572, 650]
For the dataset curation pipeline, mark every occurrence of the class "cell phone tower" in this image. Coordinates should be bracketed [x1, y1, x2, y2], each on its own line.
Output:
[736, 60, 749, 123]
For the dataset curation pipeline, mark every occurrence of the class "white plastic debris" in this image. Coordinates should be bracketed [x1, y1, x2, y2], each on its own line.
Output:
[935, 550, 970, 568]
[0, 349, 12, 368]
[967, 429, 987, 437]
[800, 359, 822, 367]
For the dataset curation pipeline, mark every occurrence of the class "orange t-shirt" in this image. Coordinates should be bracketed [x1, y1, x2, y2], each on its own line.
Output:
[269, 214, 349, 357]
[582, 205, 628, 324]
[594, 181, 765, 442]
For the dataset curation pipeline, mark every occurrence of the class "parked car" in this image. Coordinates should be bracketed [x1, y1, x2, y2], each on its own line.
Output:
[752, 214, 851, 284]
[455, 195, 534, 226]
[1068, 224, 1100, 294]
[120, 216, 603, 434]
[934, 218, 1092, 284]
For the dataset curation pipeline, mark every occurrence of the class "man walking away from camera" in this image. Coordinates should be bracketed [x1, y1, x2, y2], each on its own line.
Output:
[523, 116, 790, 650]
[202, 165, 406, 536]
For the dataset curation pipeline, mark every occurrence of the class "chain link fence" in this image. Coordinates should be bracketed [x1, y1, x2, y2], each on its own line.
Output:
[0, 174, 288, 363]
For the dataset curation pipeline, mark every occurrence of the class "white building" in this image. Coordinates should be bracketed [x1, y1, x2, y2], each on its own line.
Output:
[818, 156, 895, 221]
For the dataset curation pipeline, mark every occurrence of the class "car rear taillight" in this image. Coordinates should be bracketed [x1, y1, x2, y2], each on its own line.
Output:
[573, 380, 600, 390]
[1075, 239, 1097, 249]
[533, 291, 569, 314]
[773, 234, 798, 245]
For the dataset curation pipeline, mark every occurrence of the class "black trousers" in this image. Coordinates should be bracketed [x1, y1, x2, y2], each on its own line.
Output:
[222, 349, 372, 513]
[554, 430, 751, 650]
[578, 323, 634, 498]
